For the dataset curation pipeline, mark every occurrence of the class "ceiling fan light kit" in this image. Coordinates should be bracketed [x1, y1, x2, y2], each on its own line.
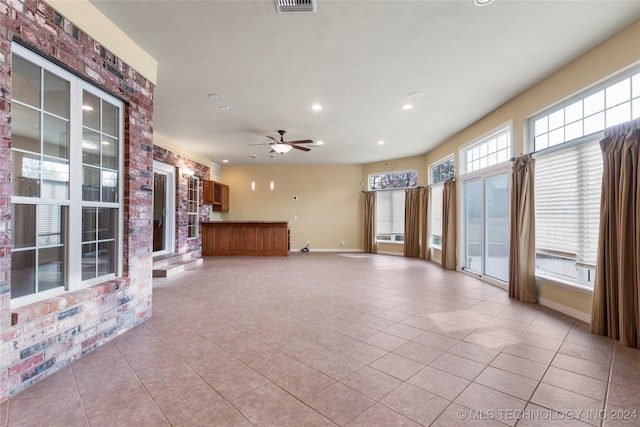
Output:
[247, 129, 315, 155]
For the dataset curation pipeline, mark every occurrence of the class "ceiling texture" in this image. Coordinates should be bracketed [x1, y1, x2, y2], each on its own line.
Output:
[88, 0, 640, 165]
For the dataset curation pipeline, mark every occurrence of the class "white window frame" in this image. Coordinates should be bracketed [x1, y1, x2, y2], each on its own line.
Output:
[428, 155, 455, 249]
[460, 122, 513, 175]
[531, 65, 640, 152]
[187, 175, 199, 240]
[368, 169, 418, 244]
[11, 43, 124, 308]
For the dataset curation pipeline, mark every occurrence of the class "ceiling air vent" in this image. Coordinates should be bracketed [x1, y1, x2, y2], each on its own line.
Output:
[275, 0, 317, 13]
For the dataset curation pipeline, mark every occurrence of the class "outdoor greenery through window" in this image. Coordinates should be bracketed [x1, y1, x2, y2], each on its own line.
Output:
[370, 170, 418, 243]
[533, 68, 640, 151]
[429, 157, 455, 247]
[10, 43, 123, 305]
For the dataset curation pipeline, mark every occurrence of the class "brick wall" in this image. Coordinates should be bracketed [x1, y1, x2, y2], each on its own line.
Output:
[0, 0, 155, 401]
[153, 146, 210, 255]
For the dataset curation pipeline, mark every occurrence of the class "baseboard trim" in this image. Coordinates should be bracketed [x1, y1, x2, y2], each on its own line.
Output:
[537, 296, 591, 324]
[289, 249, 363, 253]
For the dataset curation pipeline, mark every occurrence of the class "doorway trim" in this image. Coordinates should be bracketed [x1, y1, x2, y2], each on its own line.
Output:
[153, 160, 176, 256]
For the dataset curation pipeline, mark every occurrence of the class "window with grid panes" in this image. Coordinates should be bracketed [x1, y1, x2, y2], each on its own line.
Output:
[187, 176, 199, 239]
[369, 170, 417, 243]
[10, 43, 123, 305]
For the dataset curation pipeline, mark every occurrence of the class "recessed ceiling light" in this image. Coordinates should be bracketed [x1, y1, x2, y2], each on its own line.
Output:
[220, 105, 232, 111]
[208, 93, 224, 102]
[474, 0, 495, 6]
[402, 104, 413, 110]
[408, 91, 424, 99]
[222, 159, 229, 163]
[316, 140, 324, 145]
[378, 140, 385, 145]
[311, 104, 322, 111]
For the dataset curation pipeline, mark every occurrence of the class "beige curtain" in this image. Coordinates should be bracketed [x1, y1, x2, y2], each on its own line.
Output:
[404, 188, 420, 257]
[591, 120, 640, 348]
[363, 191, 377, 253]
[420, 187, 431, 261]
[441, 179, 456, 270]
[508, 154, 536, 303]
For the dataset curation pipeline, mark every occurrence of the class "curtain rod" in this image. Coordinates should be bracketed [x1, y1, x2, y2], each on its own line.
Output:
[362, 180, 456, 192]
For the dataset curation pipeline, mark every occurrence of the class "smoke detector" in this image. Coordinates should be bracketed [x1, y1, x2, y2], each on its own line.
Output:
[275, 0, 317, 13]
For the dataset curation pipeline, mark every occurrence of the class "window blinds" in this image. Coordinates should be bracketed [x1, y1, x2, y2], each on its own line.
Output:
[376, 189, 405, 236]
[431, 183, 444, 242]
[534, 136, 603, 268]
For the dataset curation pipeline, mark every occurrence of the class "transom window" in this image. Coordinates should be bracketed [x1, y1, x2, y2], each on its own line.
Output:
[369, 170, 418, 243]
[11, 43, 124, 306]
[462, 127, 511, 174]
[532, 68, 640, 151]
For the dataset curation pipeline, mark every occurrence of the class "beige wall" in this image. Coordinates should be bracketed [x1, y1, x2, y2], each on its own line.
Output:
[421, 19, 640, 318]
[221, 164, 363, 251]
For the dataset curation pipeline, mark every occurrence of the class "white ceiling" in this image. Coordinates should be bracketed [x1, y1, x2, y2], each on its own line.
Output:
[88, 0, 640, 165]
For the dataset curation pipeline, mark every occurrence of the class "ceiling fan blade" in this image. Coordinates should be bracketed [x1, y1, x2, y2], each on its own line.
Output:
[246, 142, 271, 146]
[266, 135, 278, 142]
[289, 139, 314, 144]
[291, 144, 311, 152]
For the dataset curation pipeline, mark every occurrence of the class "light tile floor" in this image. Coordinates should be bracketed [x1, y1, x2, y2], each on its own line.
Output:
[2, 253, 640, 426]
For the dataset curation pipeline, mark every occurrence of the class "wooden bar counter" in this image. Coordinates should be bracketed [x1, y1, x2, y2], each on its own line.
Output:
[201, 221, 289, 256]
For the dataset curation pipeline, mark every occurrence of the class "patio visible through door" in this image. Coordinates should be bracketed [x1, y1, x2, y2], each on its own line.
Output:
[153, 161, 176, 255]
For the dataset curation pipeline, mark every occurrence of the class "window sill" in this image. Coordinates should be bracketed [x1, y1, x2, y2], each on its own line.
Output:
[535, 273, 594, 295]
[376, 241, 404, 245]
[10, 277, 131, 327]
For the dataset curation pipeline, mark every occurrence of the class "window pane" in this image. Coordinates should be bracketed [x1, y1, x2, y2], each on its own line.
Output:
[43, 114, 69, 159]
[38, 205, 64, 246]
[584, 112, 605, 135]
[606, 101, 631, 128]
[98, 208, 117, 240]
[12, 152, 40, 197]
[12, 55, 41, 107]
[82, 243, 97, 280]
[43, 71, 69, 119]
[535, 134, 548, 151]
[83, 166, 100, 201]
[606, 78, 630, 108]
[11, 250, 36, 298]
[633, 98, 640, 120]
[97, 241, 115, 276]
[548, 128, 564, 147]
[82, 129, 101, 166]
[102, 170, 118, 202]
[83, 91, 100, 130]
[565, 100, 583, 123]
[633, 73, 640, 98]
[534, 117, 548, 136]
[38, 246, 64, 292]
[11, 103, 40, 153]
[565, 120, 584, 141]
[484, 174, 509, 282]
[548, 109, 564, 130]
[102, 101, 118, 137]
[12, 204, 36, 248]
[41, 158, 69, 200]
[82, 207, 97, 242]
[584, 90, 604, 116]
[465, 180, 482, 275]
[102, 136, 118, 170]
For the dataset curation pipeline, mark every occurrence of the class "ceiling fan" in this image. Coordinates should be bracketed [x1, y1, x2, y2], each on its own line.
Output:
[247, 130, 314, 154]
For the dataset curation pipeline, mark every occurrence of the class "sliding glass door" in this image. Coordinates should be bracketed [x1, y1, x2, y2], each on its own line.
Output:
[463, 172, 509, 282]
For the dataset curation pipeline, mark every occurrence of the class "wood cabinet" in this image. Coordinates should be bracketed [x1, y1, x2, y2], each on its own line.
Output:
[202, 221, 289, 256]
[203, 181, 229, 212]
